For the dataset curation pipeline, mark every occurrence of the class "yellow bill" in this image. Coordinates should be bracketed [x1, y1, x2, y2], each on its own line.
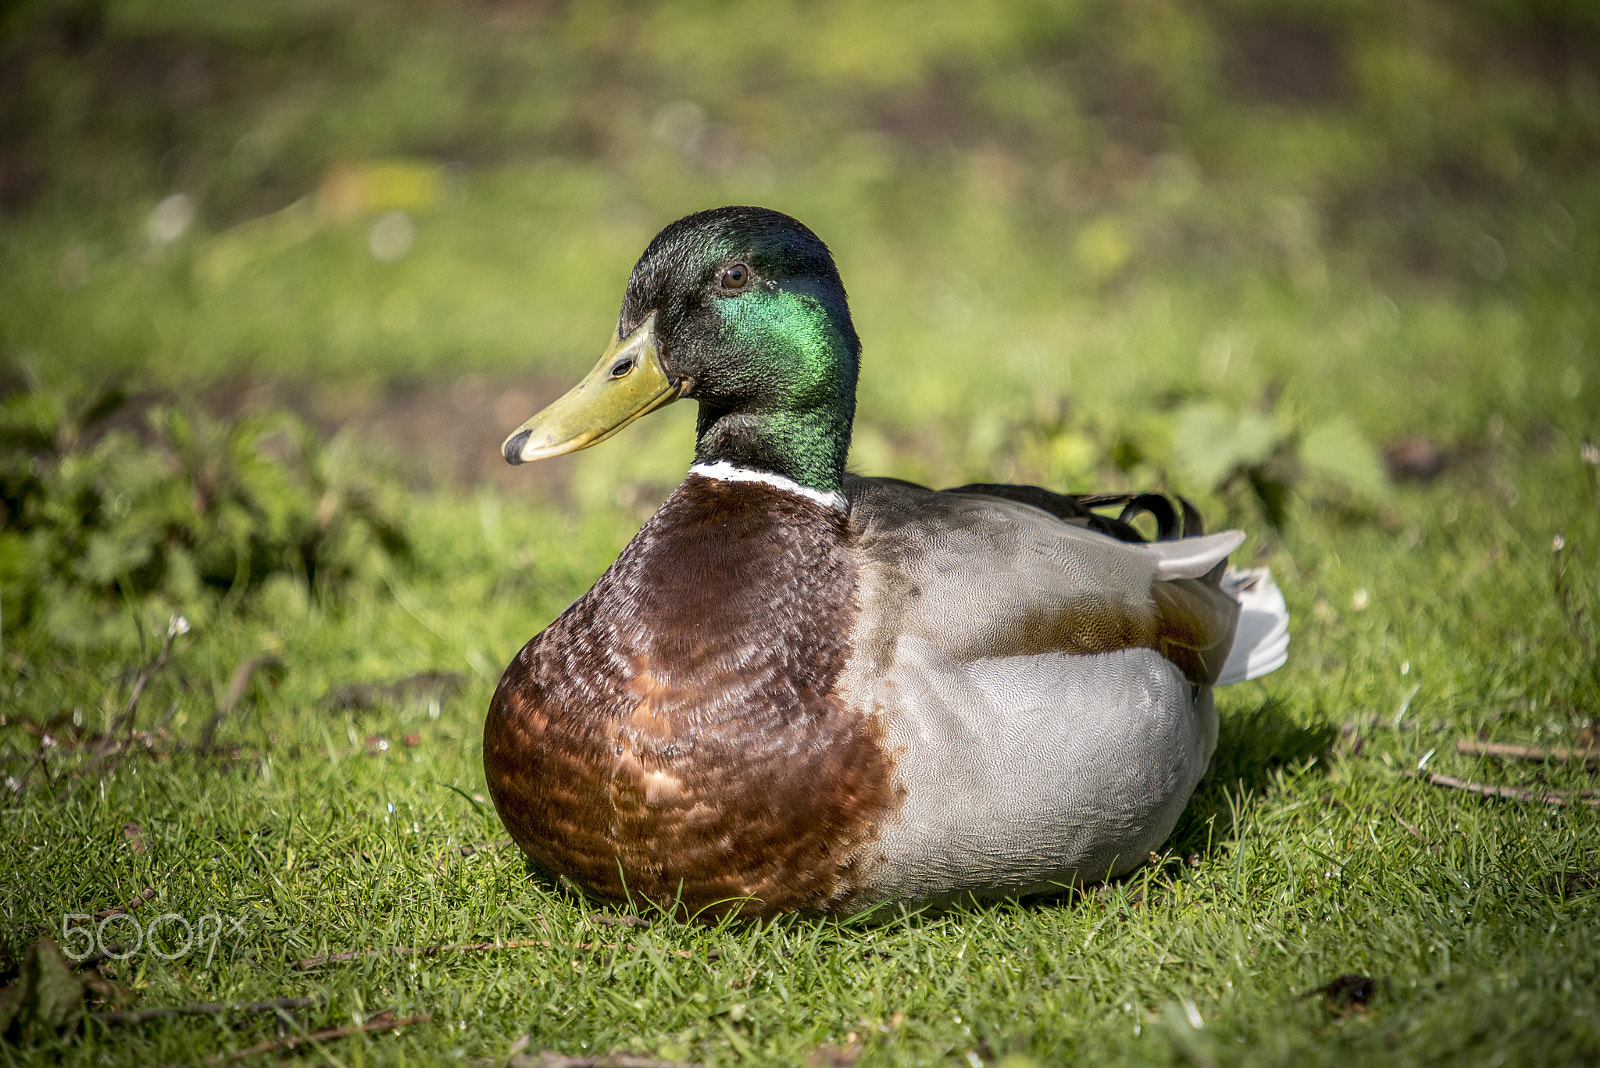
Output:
[501, 313, 685, 464]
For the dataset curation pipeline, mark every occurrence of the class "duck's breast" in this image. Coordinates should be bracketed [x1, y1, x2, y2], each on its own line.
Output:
[484, 475, 903, 917]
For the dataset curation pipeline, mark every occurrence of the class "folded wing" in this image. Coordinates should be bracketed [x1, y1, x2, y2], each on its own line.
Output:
[844, 476, 1286, 687]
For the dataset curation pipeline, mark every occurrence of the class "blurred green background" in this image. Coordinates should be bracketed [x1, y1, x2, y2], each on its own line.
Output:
[4, 0, 1594, 508]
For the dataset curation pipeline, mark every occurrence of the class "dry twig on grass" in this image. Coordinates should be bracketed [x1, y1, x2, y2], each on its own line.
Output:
[101, 617, 185, 750]
[56, 615, 187, 800]
[91, 996, 317, 1025]
[203, 1008, 429, 1063]
[93, 887, 156, 920]
[295, 939, 709, 970]
[1455, 739, 1600, 769]
[1395, 817, 1429, 843]
[1407, 771, 1600, 807]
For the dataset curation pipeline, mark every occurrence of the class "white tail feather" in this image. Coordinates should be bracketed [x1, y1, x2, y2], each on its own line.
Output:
[1146, 530, 1246, 580]
[1217, 567, 1290, 684]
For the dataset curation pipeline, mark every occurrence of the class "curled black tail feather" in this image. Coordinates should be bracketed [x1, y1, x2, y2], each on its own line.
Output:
[948, 484, 1206, 543]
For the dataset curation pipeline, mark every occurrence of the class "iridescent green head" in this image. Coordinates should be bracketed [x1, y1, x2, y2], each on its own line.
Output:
[502, 207, 860, 494]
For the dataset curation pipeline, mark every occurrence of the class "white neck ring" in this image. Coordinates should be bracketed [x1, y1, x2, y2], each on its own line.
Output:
[687, 461, 848, 511]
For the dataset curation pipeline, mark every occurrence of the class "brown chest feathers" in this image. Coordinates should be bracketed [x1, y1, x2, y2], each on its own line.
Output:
[483, 476, 900, 918]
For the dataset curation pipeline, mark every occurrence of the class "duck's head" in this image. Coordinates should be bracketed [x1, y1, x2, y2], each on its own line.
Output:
[502, 206, 861, 494]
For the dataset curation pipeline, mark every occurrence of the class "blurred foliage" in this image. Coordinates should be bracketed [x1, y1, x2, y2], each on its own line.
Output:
[0, 0, 1591, 563]
[0, 0, 1591, 551]
[1, 0, 1594, 406]
[0, 378, 408, 649]
[993, 393, 1390, 530]
[0, 0, 1591, 530]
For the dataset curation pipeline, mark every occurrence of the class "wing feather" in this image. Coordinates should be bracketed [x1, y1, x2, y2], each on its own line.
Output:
[844, 475, 1243, 685]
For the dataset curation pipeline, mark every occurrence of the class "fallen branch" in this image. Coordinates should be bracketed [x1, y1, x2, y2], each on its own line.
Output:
[91, 996, 317, 1025]
[10, 744, 53, 799]
[1407, 771, 1600, 807]
[1455, 739, 1599, 769]
[1394, 817, 1429, 843]
[94, 887, 157, 920]
[295, 939, 708, 970]
[204, 1008, 429, 1064]
[99, 616, 186, 757]
[58, 615, 187, 799]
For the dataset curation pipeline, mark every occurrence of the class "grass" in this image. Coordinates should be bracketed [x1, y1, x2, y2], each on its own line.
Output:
[3, 0, 1600, 1063]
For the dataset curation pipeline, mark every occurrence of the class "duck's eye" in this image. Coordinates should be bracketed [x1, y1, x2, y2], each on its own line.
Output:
[719, 263, 749, 290]
[609, 357, 635, 378]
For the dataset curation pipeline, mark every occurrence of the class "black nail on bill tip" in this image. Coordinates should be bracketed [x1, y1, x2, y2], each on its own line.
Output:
[503, 429, 532, 465]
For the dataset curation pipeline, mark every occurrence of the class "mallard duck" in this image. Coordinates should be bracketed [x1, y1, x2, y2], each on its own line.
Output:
[485, 206, 1288, 918]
